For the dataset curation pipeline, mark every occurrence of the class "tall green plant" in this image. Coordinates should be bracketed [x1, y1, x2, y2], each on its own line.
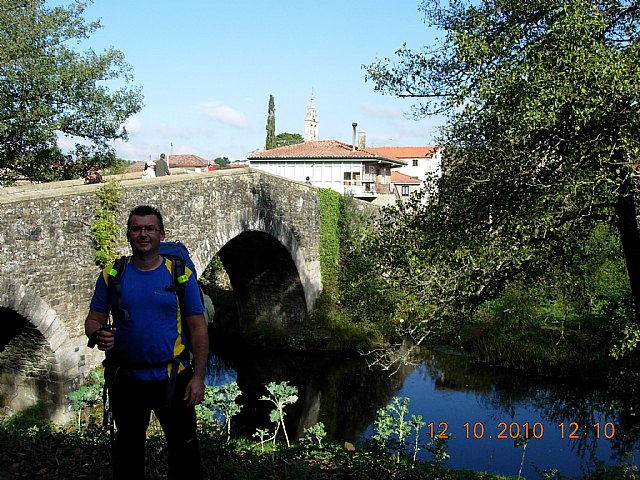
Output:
[196, 383, 242, 440]
[373, 396, 415, 463]
[90, 180, 122, 268]
[259, 381, 298, 447]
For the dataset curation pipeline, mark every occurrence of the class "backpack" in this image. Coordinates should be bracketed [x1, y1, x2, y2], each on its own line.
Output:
[105, 241, 215, 326]
[84, 171, 102, 184]
[98, 241, 214, 411]
[158, 241, 215, 326]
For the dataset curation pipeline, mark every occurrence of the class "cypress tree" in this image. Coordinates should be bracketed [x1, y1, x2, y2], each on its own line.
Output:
[265, 95, 276, 150]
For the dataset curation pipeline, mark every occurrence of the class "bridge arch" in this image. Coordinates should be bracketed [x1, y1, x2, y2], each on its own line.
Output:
[0, 278, 76, 421]
[189, 206, 317, 327]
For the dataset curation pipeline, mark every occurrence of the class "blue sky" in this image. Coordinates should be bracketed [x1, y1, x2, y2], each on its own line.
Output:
[59, 0, 444, 162]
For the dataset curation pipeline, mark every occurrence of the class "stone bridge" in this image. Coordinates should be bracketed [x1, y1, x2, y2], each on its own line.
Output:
[0, 168, 322, 422]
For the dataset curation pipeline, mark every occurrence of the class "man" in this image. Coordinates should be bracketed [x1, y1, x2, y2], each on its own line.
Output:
[155, 153, 171, 176]
[85, 205, 207, 479]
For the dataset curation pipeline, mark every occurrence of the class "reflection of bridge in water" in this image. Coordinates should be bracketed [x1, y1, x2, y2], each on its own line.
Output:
[0, 168, 323, 421]
[207, 348, 415, 443]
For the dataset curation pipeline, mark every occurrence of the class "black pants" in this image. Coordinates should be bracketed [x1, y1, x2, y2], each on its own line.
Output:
[109, 368, 204, 479]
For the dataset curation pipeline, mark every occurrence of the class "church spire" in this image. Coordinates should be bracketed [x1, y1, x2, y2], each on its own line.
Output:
[304, 92, 318, 142]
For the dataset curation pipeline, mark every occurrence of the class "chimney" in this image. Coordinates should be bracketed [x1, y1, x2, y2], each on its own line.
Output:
[352, 123, 357, 150]
[358, 131, 366, 150]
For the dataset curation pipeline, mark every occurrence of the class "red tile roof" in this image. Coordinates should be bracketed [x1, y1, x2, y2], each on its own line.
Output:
[127, 161, 146, 173]
[391, 171, 422, 184]
[368, 146, 439, 159]
[248, 140, 407, 166]
[168, 154, 209, 168]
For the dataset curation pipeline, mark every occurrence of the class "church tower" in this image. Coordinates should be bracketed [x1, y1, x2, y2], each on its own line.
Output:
[304, 93, 318, 142]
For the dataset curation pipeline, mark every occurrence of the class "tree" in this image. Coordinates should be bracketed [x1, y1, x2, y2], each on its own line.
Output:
[275, 132, 303, 148]
[365, 1, 640, 351]
[0, 0, 143, 184]
[265, 94, 276, 150]
[213, 156, 229, 167]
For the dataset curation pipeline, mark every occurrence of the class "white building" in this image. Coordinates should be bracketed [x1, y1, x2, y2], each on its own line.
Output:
[249, 95, 407, 200]
[368, 146, 441, 182]
[248, 139, 406, 200]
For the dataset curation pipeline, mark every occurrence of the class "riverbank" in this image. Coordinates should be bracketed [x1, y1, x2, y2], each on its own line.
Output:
[0, 417, 508, 480]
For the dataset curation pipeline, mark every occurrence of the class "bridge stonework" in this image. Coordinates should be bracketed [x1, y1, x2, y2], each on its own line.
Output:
[0, 168, 322, 421]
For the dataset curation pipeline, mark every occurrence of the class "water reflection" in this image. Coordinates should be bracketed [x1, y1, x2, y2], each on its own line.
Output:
[205, 347, 640, 479]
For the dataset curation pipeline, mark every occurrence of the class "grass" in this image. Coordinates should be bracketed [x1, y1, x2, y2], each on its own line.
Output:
[458, 320, 610, 378]
[0, 419, 507, 480]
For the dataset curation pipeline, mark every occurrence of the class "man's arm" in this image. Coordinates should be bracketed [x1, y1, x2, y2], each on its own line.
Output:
[183, 313, 209, 406]
[85, 310, 114, 350]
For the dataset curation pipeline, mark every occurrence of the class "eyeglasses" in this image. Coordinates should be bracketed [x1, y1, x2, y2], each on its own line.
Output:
[128, 225, 161, 234]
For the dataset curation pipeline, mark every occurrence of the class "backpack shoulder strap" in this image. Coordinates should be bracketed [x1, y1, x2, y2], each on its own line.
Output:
[105, 256, 128, 287]
[105, 256, 130, 324]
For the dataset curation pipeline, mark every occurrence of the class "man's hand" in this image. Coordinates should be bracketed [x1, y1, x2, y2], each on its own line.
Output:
[85, 310, 114, 350]
[93, 326, 116, 351]
[184, 376, 205, 406]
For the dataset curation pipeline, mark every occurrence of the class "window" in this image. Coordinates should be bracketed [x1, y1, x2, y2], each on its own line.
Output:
[412, 159, 418, 167]
[343, 171, 361, 186]
[402, 185, 410, 196]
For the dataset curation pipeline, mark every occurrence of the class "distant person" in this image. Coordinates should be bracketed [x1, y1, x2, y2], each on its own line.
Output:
[142, 161, 156, 179]
[84, 170, 102, 184]
[155, 153, 170, 176]
[207, 161, 217, 172]
[304, 176, 312, 185]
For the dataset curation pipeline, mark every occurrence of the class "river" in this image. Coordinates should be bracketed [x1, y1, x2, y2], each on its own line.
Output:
[204, 345, 640, 480]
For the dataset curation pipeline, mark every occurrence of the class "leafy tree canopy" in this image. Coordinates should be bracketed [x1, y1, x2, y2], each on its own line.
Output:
[365, 0, 640, 355]
[275, 132, 303, 148]
[0, 0, 143, 184]
[213, 156, 230, 167]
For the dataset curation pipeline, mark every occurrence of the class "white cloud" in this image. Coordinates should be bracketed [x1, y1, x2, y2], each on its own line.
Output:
[200, 102, 248, 128]
[124, 115, 142, 134]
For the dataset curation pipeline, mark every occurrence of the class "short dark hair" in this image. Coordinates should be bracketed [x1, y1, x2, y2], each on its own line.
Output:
[127, 205, 165, 232]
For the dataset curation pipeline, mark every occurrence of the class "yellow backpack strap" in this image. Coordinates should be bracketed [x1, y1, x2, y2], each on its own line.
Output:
[103, 256, 130, 323]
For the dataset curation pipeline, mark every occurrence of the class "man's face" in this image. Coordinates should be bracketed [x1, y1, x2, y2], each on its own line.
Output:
[127, 214, 165, 256]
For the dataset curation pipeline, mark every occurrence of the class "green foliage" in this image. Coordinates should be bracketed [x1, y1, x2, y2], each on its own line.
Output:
[90, 180, 122, 268]
[259, 380, 298, 447]
[196, 382, 243, 441]
[0, 0, 143, 184]
[373, 396, 419, 463]
[104, 157, 135, 175]
[65, 370, 104, 430]
[0, 402, 51, 432]
[275, 132, 304, 148]
[338, 194, 396, 335]
[364, 0, 640, 357]
[318, 188, 342, 290]
[265, 94, 276, 150]
[213, 156, 230, 167]
[302, 422, 326, 448]
[426, 434, 450, 469]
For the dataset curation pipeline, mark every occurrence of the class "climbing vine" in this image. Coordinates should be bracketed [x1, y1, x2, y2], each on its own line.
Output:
[318, 188, 342, 290]
[90, 180, 122, 268]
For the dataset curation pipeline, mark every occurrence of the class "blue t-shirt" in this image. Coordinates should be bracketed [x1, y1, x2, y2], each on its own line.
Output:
[90, 257, 205, 380]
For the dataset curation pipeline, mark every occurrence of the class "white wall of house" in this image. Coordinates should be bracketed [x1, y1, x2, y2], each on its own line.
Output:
[395, 149, 442, 181]
[250, 160, 392, 196]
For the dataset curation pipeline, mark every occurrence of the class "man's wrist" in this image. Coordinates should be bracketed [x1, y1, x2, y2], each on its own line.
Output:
[87, 330, 100, 348]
